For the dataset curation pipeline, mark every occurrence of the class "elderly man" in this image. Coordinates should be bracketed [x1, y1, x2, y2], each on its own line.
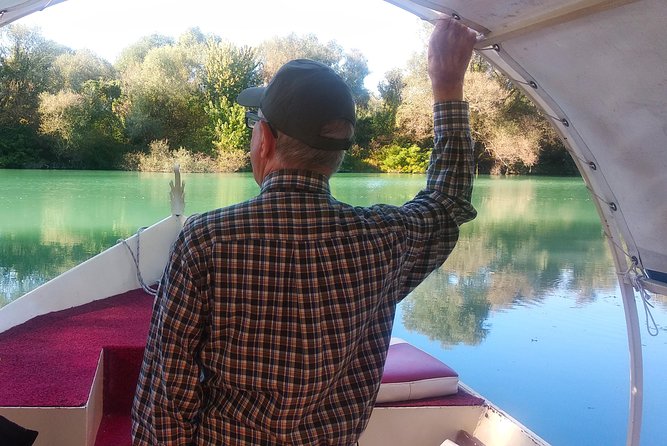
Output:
[132, 18, 477, 446]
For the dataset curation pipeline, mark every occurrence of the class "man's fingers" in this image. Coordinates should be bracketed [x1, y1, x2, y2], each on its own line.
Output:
[428, 17, 477, 102]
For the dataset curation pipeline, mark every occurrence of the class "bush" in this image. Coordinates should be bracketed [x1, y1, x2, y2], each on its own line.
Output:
[375, 144, 431, 173]
[216, 149, 249, 172]
[123, 139, 220, 173]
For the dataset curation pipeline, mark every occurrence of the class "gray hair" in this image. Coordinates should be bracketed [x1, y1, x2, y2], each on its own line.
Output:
[274, 119, 354, 175]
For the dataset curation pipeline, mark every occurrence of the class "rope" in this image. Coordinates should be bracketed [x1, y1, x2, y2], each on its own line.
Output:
[118, 228, 159, 297]
[625, 262, 659, 336]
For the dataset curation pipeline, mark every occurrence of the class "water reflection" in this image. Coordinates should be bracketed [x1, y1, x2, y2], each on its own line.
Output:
[400, 177, 618, 346]
[0, 231, 122, 304]
[0, 172, 623, 317]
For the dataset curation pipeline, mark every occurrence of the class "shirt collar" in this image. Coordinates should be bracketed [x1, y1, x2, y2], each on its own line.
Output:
[260, 169, 331, 195]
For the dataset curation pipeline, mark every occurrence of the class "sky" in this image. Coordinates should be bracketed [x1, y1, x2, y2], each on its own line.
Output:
[17, 0, 431, 91]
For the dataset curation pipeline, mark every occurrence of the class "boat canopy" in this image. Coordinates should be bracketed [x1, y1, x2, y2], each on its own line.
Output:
[0, 0, 65, 27]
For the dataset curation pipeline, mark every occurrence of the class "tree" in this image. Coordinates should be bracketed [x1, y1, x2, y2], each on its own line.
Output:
[119, 38, 210, 153]
[258, 34, 370, 107]
[0, 24, 66, 127]
[38, 89, 82, 157]
[373, 68, 405, 145]
[0, 25, 66, 167]
[203, 41, 260, 105]
[378, 68, 404, 112]
[114, 34, 174, 72]
[395, 51, 433, 146]
[202, 41, 260, 158]
[38, 79, 126, 168]
[465, 61, 546, 174]
[51, 49, 115, 92]
[338, 49, 370, 108]
[258, 33, 342, 81]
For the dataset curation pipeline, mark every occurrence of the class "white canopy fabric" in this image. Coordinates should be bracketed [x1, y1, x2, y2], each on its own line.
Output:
[0, 0, 65, 27]
[388, 0, 667, 289]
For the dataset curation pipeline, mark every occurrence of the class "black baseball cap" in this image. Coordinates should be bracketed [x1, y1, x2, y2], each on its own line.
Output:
[237, 59, 356, 151]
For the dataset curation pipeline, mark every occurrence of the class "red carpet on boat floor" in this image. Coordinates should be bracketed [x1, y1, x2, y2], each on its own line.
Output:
[0, 289, 154, 407]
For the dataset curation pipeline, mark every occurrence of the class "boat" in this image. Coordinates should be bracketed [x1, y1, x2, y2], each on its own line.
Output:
[1, 0, 665, 445]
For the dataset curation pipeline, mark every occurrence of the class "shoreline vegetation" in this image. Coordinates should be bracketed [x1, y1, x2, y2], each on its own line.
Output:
[1, 24, 578, 176]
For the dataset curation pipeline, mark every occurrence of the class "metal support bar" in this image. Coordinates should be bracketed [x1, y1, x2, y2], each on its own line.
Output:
[383, 0, 441, 22]
[385, 0, 490, 33]
[618, 279, 644, 446]
[476, 0, 639, 47]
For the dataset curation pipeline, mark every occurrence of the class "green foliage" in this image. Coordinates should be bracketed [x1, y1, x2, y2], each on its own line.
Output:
[0, 25, 66, 128]
[38, 79, 126, 168]
[375, 144, 431, 173]
[258, 33, 343, 81]
[124, 139, 220, 173]
[378, 68, 404, 112]
[50, 49, 115, 92]
[203, 41, 260, 103]
[208, 97, 250, 153]
[338, 49, 370, 108]
[0, 24, 575, 175]
[120, 39, 211, 153]
[114, 34, 174, 73]
[338, 145, 379, 173]
[201, 41, 260, 155]
[394, 51, 433, 146]
[0, 125, 48, 168]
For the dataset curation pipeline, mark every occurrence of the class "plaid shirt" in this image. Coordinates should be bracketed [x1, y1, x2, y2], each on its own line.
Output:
[132, 101, 476, 446]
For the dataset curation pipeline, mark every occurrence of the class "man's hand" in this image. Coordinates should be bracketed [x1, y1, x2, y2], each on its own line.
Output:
[428, 17, 477, 102]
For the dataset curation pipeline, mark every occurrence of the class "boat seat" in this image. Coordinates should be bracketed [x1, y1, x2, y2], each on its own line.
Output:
[94, 337, 463, 445]
[377, 338, 459, 403]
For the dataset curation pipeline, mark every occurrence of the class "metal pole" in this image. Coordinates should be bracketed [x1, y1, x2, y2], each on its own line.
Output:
[618, 278, 643, 446]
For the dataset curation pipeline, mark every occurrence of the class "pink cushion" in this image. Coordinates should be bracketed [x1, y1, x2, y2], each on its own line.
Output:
[377, 338, 459, 403]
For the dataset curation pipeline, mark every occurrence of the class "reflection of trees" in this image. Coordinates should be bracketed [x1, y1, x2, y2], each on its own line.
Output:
[401, 178, 619, 346]
[402, 269, 490, 347]
[0, 233, 119, 306]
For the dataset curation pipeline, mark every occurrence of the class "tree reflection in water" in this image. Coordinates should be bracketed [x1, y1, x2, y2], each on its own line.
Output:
[400, 177, 622, 346]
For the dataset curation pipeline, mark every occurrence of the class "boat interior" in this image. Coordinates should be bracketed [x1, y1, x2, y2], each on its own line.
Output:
[0, 287, 542, 446]
[1, 0, 666, 445]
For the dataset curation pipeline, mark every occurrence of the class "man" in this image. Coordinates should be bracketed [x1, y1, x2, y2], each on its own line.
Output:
[132, 18, 477, 446]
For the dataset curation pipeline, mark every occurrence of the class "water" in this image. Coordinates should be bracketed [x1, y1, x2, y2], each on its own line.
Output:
[1, 169, 665, 445]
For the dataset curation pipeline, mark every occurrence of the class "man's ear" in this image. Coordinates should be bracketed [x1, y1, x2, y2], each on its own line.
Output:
[258, 121, 276, 160]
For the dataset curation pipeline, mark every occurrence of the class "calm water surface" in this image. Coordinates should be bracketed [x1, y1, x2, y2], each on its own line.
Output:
[1, 169, 666, 445]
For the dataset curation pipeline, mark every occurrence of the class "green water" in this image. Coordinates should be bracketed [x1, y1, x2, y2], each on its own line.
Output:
[1, 169, 665, 445]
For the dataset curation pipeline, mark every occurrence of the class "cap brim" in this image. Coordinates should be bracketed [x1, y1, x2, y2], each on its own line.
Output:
[236, 87, 265, 107]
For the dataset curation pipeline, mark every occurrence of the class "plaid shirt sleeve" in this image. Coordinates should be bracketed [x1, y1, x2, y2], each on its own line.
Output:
[383, 100, 477, 295]
[132, 227, 208, 445]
